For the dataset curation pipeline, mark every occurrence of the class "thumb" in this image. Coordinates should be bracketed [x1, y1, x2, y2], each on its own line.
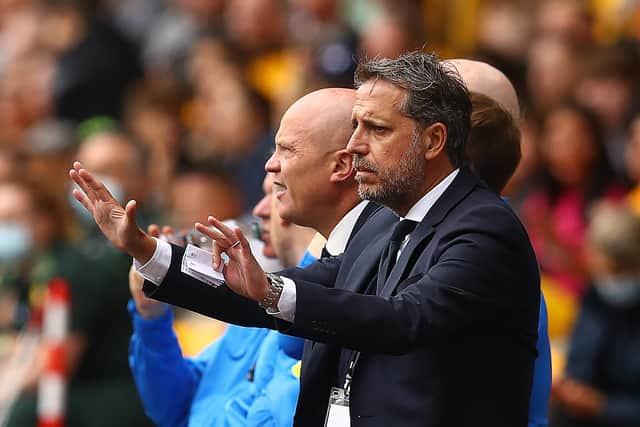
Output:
[125, 200, 138, 223]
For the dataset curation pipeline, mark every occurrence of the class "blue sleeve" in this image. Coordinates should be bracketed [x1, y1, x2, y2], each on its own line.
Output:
[297, 251, 318, 268]
[528, 294, 551, 427]
[128, 300, 220, 427]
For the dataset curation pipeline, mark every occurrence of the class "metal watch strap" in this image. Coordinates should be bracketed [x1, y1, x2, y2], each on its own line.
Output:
[259, 273, 284, 314]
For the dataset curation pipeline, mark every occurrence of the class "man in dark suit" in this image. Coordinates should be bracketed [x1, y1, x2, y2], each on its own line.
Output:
[70, 52, 540, 426]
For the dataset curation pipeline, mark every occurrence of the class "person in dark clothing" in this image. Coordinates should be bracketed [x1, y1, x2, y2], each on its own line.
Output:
[551, 202, 640, 427]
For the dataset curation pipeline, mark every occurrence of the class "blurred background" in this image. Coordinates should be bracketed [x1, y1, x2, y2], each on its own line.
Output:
[0, 0, 638, 426]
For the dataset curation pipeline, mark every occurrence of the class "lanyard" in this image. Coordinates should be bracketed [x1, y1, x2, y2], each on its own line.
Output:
[342, 350, 360, 399]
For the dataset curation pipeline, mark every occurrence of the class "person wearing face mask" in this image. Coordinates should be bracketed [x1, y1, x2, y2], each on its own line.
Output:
[72, 124, 157, 234]
[0, 179, 153, 427]
[550, 202, 640, 427]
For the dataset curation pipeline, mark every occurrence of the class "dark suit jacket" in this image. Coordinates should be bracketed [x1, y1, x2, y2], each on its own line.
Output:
[144, 168, 540, 427]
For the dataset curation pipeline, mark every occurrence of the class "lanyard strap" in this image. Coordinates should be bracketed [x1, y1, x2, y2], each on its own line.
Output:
[342, 351, 360, 398]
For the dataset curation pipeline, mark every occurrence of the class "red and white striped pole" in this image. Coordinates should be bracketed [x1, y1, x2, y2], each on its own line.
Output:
[37, 278, 70, 427]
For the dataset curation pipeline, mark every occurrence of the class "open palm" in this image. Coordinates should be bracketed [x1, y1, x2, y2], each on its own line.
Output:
[69, 161, 143, 255]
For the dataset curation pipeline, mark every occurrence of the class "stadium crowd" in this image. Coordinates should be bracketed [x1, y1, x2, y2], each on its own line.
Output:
[0, 0, 639, 426]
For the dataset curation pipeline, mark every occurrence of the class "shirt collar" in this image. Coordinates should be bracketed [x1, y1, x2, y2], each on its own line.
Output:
[403, 169, 459, 222]
[325, 200, 370, 256]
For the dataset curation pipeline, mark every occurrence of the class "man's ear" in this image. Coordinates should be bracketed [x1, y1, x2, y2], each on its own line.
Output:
[329, 149, 355, 183]
[422, 123, 447, 161]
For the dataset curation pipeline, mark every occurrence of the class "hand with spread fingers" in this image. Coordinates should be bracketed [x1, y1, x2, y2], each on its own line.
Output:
[195, 216, 270, 302]
[68, 161, 156, 264]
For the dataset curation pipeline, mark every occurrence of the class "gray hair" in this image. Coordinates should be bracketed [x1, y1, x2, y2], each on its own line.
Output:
[354, 51, 472, 167]
[588, 202, 640, 269]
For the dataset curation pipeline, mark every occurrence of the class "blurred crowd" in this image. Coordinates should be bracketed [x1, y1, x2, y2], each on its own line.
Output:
[0, 0, 638, 426]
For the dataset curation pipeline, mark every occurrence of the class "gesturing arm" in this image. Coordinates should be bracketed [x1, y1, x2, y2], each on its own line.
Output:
[197, 209, 538, 355]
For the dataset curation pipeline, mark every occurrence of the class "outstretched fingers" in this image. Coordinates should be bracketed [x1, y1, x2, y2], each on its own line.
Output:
[207, 216, 236, 240]
[194, 221, 227, 243]
[69, 168, 95, 203]
[71, 188, 95, 215]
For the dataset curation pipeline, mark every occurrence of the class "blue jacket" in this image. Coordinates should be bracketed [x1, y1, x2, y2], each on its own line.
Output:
[129, 256, 314, 426]
[529, 294, 551, 427]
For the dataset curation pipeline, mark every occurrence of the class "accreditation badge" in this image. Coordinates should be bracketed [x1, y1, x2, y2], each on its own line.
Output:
[324, 386, 350, 427]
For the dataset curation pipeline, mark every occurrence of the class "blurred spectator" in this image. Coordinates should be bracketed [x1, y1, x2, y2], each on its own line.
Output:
[474, 0, 530, 101]
[289, 0, 358, 89]
[168, 163, 243, 230]
[142, 0, 225, 80]
[0, 180, 152, 426]
[22, 119, 77, 216]
[123, 82, 185, 198]
[0, 2, 44, 75]
[0, 52, 56, 145]
[574, 41, 640, 175]
[550, 203, 640, 427]
[626, 111, 640, 215]
[535, 0, 594, 50]
[73, 127, 155, 231]
[521, 102, 627, 297]
[0, 149, 20, 182]
[40, 0, 142, 121]
[359, 5, 423, 60]
[503, 115, 542, 207]
[224, 0, 287, 60]
[183, 61, 273, 211]
[526, 36, 577, 116]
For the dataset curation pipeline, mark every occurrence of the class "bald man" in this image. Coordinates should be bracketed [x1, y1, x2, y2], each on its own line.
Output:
[450, 58, 551, 427]
[448, 58, 520, 120]
[119, 88, 380, 427]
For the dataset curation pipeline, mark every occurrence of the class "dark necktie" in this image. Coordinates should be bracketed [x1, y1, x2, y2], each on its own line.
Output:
[377, 219, 418, 294]
[321, 246, 332, 259]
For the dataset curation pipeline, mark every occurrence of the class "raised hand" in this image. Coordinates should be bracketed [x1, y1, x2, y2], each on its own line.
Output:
[69, 161, 156, 263]
[195, 216, 269, 302]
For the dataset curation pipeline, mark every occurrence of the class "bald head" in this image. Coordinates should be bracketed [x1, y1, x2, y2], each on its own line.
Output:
[267, 88, 359, 236]
[447, 59, 520, 120]
[280, 88, 356, 153]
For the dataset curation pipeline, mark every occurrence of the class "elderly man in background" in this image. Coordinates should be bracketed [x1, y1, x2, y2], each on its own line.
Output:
[122, 87, 379, 426]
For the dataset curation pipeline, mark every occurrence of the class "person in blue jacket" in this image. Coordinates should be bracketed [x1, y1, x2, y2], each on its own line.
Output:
[127, 173, 315, 427]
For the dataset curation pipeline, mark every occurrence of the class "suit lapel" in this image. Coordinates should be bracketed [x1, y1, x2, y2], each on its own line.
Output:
[380, 168, 479, 298]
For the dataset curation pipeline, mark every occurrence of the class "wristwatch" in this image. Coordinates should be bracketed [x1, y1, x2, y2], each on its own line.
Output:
[259, 273, 284, 314]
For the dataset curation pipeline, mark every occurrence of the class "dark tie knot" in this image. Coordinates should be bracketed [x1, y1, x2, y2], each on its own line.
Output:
[390, 219, 418, 243]
[321, 246, 332, 259]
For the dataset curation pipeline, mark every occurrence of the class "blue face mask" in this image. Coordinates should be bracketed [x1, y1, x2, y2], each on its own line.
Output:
[0, 222, 33, 261]
[69, 174, 125, 226]
[593, 276, 640, 309]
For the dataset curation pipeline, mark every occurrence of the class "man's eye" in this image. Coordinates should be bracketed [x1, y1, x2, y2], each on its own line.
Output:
[351, 120, 358, 130]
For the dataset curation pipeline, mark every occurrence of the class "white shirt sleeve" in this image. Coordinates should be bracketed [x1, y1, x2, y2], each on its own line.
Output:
[272, 277, 296, 322]
[134, 238, 172, 286]
[135, 237, 298, 323]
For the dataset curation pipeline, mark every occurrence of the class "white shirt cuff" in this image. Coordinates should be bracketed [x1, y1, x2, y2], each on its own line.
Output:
[271, 276, 296, 322]
[134, 238, 172, 286]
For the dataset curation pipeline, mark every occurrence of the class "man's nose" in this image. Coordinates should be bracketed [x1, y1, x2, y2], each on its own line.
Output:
[346, 130, 368, 155]
[265, 153, 280, 173]
[252, 194, 271, 219]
